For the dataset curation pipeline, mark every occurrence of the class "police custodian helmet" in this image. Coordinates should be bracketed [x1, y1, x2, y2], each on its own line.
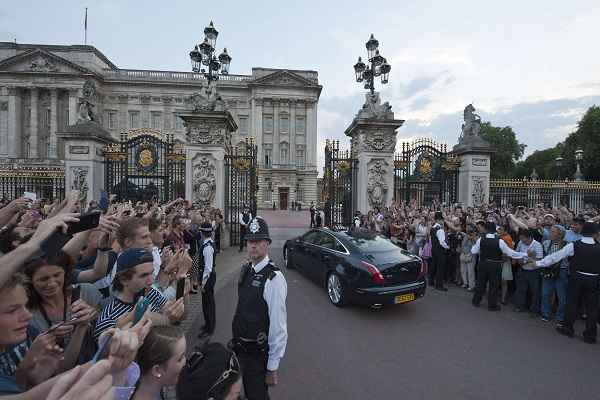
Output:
[244, 216, 271, 243]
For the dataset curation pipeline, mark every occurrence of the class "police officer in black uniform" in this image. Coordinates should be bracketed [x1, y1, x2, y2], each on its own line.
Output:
[471, 222, 529, 310]
[534, 222, 600, 343]
[198, 221, 216, 338]
[230, 216, 288, 400]
[239, 205, 252, 252]
[430, 211, 450, 291]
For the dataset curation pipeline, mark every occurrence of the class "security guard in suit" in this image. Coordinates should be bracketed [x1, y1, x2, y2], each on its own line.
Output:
[534, 222, 600, 343]
[198, 221, 216, 338]
[230, 216, 288, 400]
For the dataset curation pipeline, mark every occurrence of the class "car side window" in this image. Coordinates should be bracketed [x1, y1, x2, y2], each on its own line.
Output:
[317, 233, 336, 250]
[301, 231, 320, 244]
[334, 239, 347, 253]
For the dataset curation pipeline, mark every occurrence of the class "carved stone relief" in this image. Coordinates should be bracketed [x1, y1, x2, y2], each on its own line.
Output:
[367, 160, 389, 209]
[360, 129, 396, 152]
[356, 92, 394, 120]
[472, 158, 488, 167]
[29, 57, 59, 72]
[192, 156, 216, 207]
[71, 167, 89, 203]
[472, 176, 487, 207]
[187, 122, 227, 145]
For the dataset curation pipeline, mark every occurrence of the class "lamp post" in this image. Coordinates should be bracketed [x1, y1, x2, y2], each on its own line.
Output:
[574, 149, 584, 181]
[555, 156, 564, 180]
[189, 21, 232, 83]
[353, 34, 391, 95]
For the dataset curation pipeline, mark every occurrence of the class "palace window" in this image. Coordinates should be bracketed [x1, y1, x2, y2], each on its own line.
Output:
[164, 114, 171, 129]
[264, 147, 272, 168]
[265, 178, 272, 202]
[129, 111, 140, 129]
[280, 115, 289, 133]
[239, 116, 249, 135]
[296, 147, 305, 167]
[263, 115, 273, 134]
[296, 116, 305, 134]
[280, 143, 289, 164]
[174, 114, 184, 130]
[43, 109, 51, 129]
[296, 179, 304, 202]
[151, 112, 162, 129]
[108, 111, 117, 129]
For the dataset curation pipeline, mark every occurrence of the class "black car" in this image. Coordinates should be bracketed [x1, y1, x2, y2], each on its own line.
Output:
[283, 228, 426, 307]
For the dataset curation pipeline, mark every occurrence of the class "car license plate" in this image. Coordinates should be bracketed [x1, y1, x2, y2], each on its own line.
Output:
[395, 293, 415, 304]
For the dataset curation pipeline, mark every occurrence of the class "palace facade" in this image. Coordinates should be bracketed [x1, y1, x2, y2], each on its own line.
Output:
[0, 42, 321, 208]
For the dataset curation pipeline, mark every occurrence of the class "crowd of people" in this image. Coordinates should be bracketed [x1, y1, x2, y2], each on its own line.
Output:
[349, 199, 600, 344]
[0, 192, 282, 400]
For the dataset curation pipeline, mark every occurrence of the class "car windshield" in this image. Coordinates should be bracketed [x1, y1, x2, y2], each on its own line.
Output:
[343, 231, 400, 252]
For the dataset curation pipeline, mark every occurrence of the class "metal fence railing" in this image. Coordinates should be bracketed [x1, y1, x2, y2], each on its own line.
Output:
[490, 179, 600, 213]
[0, 164, 65, 201]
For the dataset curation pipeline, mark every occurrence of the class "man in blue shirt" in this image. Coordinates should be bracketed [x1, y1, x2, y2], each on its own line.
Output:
[564, 216, 584, 243]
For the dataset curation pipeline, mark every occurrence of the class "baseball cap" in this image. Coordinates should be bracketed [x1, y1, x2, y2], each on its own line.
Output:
[116, 248, 154, 273]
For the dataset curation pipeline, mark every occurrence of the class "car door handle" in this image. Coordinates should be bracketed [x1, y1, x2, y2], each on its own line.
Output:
[322, 254, 331, 261]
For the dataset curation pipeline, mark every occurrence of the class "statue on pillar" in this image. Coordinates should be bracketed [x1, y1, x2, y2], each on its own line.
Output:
[460, 104, 481, 140]
[356, 92, 393, 120]
[76, 80, 98, 123]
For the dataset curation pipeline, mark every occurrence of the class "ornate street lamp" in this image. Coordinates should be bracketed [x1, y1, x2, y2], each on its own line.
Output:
[574, 149, 584, 181]
[555, 156, 564, 180]
[189, 21, 232, 83]
[353, 33, 391, 95]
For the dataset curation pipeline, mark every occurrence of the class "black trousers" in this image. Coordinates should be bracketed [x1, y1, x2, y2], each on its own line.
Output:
[472, 261, 502, 309]
[239, 226, 247, 251]
[238, 352, 270, 400]
[310, 211, 315, 227]
[564, 272, 599, 340]
[432, 250, 447, 288]
[514, 269, 541, 312]
[202, 272, 216, 333]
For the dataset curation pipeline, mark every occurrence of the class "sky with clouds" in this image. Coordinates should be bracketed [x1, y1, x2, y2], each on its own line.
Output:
[2, 0, 600, 172]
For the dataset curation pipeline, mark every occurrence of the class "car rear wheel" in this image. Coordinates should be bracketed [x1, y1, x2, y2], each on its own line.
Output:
[283, 247, 295, 269]
[327, 272, 347, 307]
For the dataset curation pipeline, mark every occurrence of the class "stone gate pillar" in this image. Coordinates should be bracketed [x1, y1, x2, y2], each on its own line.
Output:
[345, 93, 404, 214]
[57, 121, 116, 206]
[452, 104, 493, 207]
[177, 110, 237, 213]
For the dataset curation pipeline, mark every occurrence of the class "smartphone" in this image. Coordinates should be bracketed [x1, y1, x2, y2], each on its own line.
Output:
[40, 230, 73, 260]
[67, 211, 101, 236]
[133, 296, 151, 325]
[92, 334, 113, 363]
[176, 278, 186, 299]
[23, 192, 37, 202]
[45, 321, 67, 334]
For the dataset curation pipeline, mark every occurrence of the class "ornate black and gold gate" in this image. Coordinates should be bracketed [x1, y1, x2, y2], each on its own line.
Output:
[324, 140, 356, 229]
[394, 139, 460, 206]
[225, 138, 258, 246]
[104, 129, 185, 203]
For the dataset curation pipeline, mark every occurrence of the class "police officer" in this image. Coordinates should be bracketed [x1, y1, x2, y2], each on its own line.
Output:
[230, 216, 288, 400]
[534, 222, 600, 344]
[239, 205, 252, 252]
[471, 221, 529, 310]
[431, 211, 450, 291]
[198, 221, 216, 338]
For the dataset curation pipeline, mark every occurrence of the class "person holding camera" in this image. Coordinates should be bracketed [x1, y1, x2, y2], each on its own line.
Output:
[540, 225, 569, 323]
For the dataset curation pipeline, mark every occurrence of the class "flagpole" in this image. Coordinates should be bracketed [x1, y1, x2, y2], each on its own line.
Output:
[84, 7, 88, 45]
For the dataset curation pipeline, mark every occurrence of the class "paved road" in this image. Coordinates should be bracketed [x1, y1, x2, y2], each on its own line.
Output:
[191, 213, 600, 400]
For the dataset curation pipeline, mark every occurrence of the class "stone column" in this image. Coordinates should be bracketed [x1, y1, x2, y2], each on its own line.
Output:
[273, 99, 280, 169]
[306, 100, 317, 168]
[344, 93, 404, 215]
[29, 88, 39, 158]
[6, 87, 21, 158]
[68, 89, 79, 126]
[58, 122, 116, 205]
[49, 89, 58, 158]
[178, 110, 237, 213]
[453, 137, 493, 207]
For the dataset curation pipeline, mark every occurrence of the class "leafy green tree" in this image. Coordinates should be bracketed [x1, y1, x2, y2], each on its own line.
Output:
[514, 145, 563, 179]
[562, 105, 600, 181]
[479, 122, 526, 179]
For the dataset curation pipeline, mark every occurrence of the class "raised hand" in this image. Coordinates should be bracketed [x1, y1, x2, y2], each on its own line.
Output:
[27, 213, 80, 249]
[70, 299, 98, 325]
[47, 360, 114, 400]
[163, 298, 185, 323]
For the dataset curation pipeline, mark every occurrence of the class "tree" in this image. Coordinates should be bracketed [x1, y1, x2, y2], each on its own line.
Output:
[479, 122, 526, 179]
[512, 105, 600, 181]
[514, 145, 563, 179]
[562, 105, 600, 181]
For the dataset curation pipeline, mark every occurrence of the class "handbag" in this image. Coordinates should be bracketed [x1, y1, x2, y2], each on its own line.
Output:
[460, 253, 473, 263]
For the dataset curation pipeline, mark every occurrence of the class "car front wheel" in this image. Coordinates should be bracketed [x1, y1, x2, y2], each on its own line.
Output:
[327, 272, 347, 307]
